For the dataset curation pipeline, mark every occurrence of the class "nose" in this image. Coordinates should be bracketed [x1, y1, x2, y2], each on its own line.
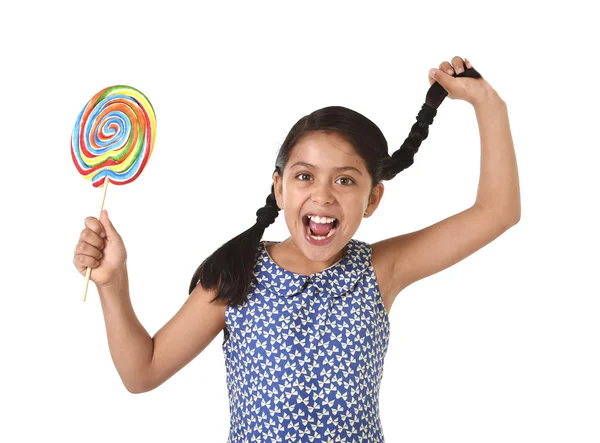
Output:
[311, 180, 336, 206]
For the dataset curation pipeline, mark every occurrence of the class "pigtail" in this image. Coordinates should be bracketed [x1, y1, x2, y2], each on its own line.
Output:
[189, 65, 482, 308]
[188, 182, 281, 307]
[382, 66, 482, 180]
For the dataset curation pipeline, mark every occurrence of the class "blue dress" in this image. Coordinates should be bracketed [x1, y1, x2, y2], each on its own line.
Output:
[222, 238, 391, 442]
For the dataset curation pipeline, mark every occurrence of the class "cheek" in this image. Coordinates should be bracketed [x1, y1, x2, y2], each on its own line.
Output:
[283, 209, 298, 229]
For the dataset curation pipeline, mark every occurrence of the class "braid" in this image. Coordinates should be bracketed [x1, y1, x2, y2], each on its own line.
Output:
[255, 183, 281, 229]
[382, 66, 482, 181]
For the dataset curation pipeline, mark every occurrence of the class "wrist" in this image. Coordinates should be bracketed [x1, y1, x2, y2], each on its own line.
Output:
[472, 86, 505, 109]
[97, 266, 129, 293]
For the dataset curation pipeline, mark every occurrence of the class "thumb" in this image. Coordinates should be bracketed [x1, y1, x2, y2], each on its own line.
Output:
[99, 209, 120, 240]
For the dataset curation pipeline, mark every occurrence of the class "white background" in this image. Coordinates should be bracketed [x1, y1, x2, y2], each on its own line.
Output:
[1, 1, 598, 442]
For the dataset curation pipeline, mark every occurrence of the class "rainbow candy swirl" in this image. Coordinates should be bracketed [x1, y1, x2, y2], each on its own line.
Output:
[71, 85, 156, 187]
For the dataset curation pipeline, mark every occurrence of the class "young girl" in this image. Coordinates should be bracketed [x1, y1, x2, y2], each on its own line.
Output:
[73, 56, 520, 442]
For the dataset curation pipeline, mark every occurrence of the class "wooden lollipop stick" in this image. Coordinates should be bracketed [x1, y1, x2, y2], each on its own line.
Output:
[82, 177, 110, 301]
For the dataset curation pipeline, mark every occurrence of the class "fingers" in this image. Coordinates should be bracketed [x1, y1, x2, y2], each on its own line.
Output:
[73, 242, 103, 272]
[430, 56, 471, 88]
[75, 240, 104, 261]
[429, 62, 451, 86]
[439, 61, 455, 76]
[74, 216, 109, 274]
[85, 216, 106, 239]
[450, 56, 466, 74]
[74, 232, 104, 270]
[80, 224, 105, 251]
[75, 217, 106, 269]
[439, 56, 468, 77]
[74, 252, 102, 272]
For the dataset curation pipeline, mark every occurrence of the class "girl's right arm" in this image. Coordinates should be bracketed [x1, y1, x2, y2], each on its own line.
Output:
[95, 268, 154, 393]
[97, 270, 226, 394]
[75, 211, 226, 394]
[141, 279, 227, 393]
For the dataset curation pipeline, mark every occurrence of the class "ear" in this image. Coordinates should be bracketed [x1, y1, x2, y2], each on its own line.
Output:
[272, 170, 284, 209]
[366, 183, 384, 215]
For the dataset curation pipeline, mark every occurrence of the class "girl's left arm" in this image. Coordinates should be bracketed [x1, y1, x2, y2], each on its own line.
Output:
[372, 88, 521, 303]
[472, 91, 521, 221]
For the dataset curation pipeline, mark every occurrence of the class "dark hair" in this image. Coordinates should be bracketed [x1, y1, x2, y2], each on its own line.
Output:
[189, 66, 482, 306]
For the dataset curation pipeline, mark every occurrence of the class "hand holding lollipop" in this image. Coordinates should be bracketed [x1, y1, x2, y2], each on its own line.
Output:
[71, 85, 156, 301]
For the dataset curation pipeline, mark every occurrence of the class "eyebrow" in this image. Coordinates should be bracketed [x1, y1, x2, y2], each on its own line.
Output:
[289, 161, 363, 176]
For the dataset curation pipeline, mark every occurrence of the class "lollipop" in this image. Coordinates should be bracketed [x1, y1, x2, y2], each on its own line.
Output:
[72, 85, 156, 301]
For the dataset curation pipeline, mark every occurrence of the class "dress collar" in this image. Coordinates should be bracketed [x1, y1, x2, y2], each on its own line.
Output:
[253, 238, 370, 298]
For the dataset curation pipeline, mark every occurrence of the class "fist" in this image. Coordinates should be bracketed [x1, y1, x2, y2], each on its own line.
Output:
[73, 210, 128, 287]
[428, 56, 499, 106]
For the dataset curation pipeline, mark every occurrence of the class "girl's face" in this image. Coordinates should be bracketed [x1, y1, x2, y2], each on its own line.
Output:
[273, 131, 384, 266]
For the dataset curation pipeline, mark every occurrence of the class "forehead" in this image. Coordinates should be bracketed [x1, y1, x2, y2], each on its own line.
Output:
[287, 131, 364, 170]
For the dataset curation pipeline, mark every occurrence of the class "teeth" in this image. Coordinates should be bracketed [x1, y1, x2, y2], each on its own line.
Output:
[307, 215, 336, 224]
[307, 225, 337, 240]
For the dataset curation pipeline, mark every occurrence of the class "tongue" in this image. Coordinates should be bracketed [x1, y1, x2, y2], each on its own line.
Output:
[309, 219, 334, 236]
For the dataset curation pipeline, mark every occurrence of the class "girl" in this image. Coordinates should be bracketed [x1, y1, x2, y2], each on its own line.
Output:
[73, 56, 520, 442]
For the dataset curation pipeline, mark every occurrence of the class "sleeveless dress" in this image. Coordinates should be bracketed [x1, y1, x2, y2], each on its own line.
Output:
[222, 238, 391, 442]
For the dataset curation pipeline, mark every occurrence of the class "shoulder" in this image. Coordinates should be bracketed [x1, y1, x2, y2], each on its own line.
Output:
[369, 239, 397, 316]
[345, 238, 395, 316]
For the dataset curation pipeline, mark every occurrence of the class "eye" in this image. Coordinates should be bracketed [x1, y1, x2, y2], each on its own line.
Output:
[295, 173, 355, 186]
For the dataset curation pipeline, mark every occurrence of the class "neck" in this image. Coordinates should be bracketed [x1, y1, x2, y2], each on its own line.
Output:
[273, 237, 346, 275]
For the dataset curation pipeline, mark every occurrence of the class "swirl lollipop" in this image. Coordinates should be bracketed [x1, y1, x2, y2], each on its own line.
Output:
[72, 85, 157, 301]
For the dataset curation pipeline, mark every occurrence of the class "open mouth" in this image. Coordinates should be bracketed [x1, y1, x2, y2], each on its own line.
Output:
[302, 215, 339, 240]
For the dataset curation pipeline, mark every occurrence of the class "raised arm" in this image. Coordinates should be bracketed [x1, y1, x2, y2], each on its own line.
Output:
[373, 63, 520, 309]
